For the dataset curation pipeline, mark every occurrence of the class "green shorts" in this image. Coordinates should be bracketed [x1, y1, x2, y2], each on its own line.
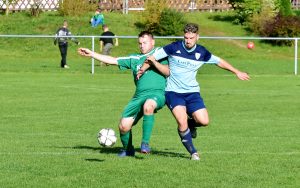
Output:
[121, 93, 165, 125]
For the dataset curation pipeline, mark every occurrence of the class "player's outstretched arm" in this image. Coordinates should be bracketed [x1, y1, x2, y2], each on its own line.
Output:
[78, 48, 118, 65]
[217, 58, 250, 81]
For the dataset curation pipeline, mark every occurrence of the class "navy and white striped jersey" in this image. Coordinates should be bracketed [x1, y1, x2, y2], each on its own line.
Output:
[153, 41, 220, 93]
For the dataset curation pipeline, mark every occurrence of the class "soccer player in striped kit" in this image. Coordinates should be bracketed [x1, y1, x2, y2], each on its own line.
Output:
[137, 23, 250, 160]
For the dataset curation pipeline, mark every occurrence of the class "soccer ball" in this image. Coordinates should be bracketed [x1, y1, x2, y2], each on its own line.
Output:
[247, 41, 254, 49]
[97, 128, 117, 147]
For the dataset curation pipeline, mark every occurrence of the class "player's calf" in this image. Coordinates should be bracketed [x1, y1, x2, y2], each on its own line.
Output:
[188, 118, 198, 138]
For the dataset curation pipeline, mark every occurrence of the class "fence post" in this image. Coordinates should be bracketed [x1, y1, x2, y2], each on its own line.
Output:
[92, 36, 95, 75]
[189, 0, 196, 12]
[5, 0, 9, 15]
[295, 38, 298, 75]
[123, 0, 128, 14]
[122, 0, 125, 14]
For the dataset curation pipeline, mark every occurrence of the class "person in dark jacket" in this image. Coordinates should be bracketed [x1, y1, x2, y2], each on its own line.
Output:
[54, 20, 79, 69]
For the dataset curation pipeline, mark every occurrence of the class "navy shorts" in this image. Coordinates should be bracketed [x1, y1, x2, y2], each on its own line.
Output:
[165, 91, 206, 116]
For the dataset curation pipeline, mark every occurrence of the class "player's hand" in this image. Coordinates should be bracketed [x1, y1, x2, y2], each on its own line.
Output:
[146, 56, 156, 65]
[78, 48, 93, 57]
[136, 69, 145, 80]
[236, 72, 250, 81]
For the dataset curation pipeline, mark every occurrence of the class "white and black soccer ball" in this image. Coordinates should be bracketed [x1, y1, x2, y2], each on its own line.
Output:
[97, 128, 117, 147]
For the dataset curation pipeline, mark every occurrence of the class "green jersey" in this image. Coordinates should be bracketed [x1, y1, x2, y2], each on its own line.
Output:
[93, 13, 104, 23]
[117, 48, 168, 97]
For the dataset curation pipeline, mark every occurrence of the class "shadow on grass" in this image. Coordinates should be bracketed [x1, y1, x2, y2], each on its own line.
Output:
[85, 158, 105, 162]
[70, 145, 189, 159]
[208, 14, 236, 22]
[151, 149, 189, 159]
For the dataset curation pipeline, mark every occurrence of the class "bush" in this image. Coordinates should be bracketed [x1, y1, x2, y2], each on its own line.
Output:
[262, 14, 300, 46]
[58, 0, 96, 16]
[156, 8, 186, 36]
[229, 0, 262, 25]
[249, 2, 276, 35]
[137, 1, 186, 36]
[229, 0, 293, 25]
[142, 0, 167, 33]
[294, 10, 300, 16]
[279, 0, 293, 16]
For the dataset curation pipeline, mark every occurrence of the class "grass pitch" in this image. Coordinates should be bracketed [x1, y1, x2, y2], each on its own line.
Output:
[1, 71, 299, 187]
[0, 11, 299, 188]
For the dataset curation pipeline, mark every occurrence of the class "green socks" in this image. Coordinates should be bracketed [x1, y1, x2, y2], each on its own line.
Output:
[142, 115, 154, 144]
[120, 130, 132, 150]
[119, 114, 154, 149]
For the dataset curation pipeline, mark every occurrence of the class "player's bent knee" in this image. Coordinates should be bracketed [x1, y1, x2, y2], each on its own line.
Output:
[178, 120, 188, 130]
[195, 119, 209, 127]
[201, 119, 209, 126]
[201, 122, 209, 127]
[118, 120, 132, 133]
[118, 124, 130, 133]
[143, 105, 155, 114]
[143, 100, 156, 114]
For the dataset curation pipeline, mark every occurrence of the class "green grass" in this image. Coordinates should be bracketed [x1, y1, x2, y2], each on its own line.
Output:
[0, 11, 300, 188]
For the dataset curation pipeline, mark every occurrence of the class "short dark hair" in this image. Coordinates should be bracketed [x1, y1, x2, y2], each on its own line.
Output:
[102, 24, 108, 30]
[138, 31, 154, 39]
[63, 20, 68, 26]
[184, 23, 199, 34]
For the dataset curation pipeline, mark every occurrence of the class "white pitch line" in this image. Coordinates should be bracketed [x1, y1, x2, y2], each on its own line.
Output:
[0, 151, 97, 156]
[204, 151, 300, 156]
[198, 74, 299, 78]
[60, 85, 131, 92]
[0, 151, 298, 156]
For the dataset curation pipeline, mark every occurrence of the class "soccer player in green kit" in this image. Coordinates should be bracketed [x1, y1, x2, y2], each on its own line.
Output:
[78, 31, 169, 157]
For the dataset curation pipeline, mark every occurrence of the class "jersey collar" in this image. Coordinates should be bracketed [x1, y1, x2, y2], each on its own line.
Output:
[181, 41, 196, 53]
[143, 47, 156, 56]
